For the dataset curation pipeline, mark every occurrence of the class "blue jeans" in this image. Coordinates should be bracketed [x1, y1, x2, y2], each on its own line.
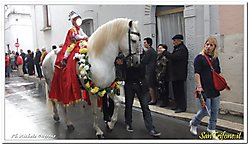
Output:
[191, 94, 220, 130]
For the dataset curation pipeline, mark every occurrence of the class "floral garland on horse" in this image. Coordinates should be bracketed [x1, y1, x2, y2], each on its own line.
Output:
[73, 38, 121, 97]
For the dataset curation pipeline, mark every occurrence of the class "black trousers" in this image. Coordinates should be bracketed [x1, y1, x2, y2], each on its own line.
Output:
[124, 82, 154, 131]
[35, 63, 43, 78]
[172, 80, 186, 110]
[102, 94, 114, 122]
[22, 63, 27, 74]
[157, 81, 169, 105]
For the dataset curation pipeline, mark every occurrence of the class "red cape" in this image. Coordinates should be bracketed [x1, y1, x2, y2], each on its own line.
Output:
[49, 28, 102, 107]
[49, 28, 82, 107]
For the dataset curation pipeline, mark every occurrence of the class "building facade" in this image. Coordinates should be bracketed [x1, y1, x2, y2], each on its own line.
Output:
[17, 4, 245, 114]
[4, 5, 33, 54]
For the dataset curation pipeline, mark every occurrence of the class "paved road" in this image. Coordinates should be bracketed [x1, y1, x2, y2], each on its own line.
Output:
[4, 75, 242, 143]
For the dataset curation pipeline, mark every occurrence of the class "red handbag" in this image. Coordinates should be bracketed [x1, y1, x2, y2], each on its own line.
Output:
[203, 54, 227, 91]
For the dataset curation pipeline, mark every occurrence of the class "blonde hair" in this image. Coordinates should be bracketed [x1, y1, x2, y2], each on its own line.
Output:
[201, 36, 218, 58]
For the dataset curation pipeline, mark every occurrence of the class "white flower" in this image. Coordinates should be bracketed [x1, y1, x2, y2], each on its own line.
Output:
[84, 65, 89, 70]
[74, 53, 79, 60]
[79, 59, 86, 64]
[80, 70, 86, 76]
[79, 43, 84, 48]
[80, 64, 85, 68]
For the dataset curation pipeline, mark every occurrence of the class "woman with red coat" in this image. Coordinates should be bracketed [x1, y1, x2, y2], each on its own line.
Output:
[15, 52, 24, 77]
[49, 11, 88, 106]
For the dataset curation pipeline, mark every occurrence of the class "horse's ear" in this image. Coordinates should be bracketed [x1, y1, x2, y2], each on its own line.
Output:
[128, 20, 133, 28]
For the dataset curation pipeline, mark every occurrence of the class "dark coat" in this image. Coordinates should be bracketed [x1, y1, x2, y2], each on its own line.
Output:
[141, 47, 157, 86]
[34, 50, 42, 65]
[115, 53, 126, 81]
[142, 47, 157, 77]
[155, 51, 169, 82]
[166, 43, 188, 81]
[20, 52, 26, 64]
[25, 54, 35, 75]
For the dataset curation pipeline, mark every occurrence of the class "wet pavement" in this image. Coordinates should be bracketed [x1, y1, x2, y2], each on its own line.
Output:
[4, 74, 243, 143]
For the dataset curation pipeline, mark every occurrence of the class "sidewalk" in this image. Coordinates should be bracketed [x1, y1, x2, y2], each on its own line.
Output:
[132, 100, 243, 134]
[22, 73, 244, 134]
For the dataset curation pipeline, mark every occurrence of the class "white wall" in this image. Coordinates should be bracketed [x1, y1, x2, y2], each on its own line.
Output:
[31, 5, 149, 51]
[5, 6, 33, 53]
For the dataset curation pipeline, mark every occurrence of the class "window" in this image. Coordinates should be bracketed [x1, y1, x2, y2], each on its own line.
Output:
[156, 6, 184, 52]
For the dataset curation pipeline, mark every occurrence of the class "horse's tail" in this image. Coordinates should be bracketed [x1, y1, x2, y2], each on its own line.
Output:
[42, 48, 60, 112]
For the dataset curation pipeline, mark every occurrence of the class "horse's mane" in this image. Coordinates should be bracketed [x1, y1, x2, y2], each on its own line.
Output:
[87, 18, 131, 57]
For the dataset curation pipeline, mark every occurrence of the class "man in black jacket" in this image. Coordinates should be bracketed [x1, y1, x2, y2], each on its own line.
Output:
[34, 48, 43, 78]
[120, 53, 161, 137]
[20, 49, 27, 74]
[166, 34, 189, 113]
[143, 37, 157, 105]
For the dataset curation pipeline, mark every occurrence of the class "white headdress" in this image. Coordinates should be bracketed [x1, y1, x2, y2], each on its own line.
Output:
[68, 11, 80, 22]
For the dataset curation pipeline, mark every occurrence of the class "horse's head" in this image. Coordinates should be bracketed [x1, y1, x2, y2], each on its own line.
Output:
[119, 20, 141, 58]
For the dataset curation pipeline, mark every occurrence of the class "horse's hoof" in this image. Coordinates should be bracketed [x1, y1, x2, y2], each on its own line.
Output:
[67, 124, 75, 131]
[97, 134, 104, 139]
[53, 115, 60, 122]
[105, 122, 112, 132]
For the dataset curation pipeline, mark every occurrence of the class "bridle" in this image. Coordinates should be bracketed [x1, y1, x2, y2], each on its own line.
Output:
[127, 24, 141, 58]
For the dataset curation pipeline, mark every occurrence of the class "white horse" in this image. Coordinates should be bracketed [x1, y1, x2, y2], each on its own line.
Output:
[42, 18, 140, 138]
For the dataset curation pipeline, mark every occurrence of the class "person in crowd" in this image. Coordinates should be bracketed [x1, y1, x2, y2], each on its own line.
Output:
[34, 48, 43, 78]
[5, 53, 10, 77]
[117, 52, 161, 137]
[26, 50, 35, 76]
[49, 11, 88, 107]
[40, 47, 48, 65]
[143, 37, 157, 105]
[52, 45, 57, 50]
[155, 44, 169, 107]
[165, 34, 189, 113]
[20, 49, 27, 74]
[189, 36, 230, 140]
[15, 52, 24, 77]
[10, 51, 16, 70]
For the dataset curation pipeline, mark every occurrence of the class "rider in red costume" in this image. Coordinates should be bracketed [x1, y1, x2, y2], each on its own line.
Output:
[49, 11, 88, 106]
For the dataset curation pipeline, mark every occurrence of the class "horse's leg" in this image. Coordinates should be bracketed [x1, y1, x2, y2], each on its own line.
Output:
[91, 94, 104, 138]
[62, 106, 75, 131]
[51, 100, 60, 122]
[107, 82, 124, 130]
[107, 94, 121, 130]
